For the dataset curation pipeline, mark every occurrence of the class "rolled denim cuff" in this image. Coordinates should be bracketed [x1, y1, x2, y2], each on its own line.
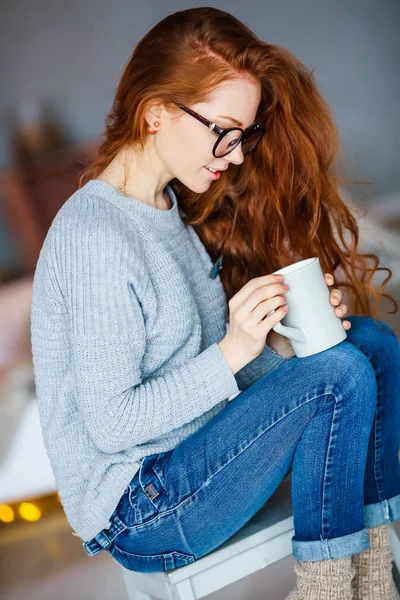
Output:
[292, 528, 369, 561]
[363, 493, 400, 528]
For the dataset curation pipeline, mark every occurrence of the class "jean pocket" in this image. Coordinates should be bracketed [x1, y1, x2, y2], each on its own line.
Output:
[127, 473, 141, 509]
[110, 542, 195, 572]
[151, 450, 172, 492]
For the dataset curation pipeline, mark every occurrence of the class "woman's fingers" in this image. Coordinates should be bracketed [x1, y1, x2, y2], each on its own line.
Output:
[334, 302, 347, 317]
[324, 273, 351, 330]
[324, 273, 335, 286]
[324, 273, 341, 305]
[330, 290, 342, 305]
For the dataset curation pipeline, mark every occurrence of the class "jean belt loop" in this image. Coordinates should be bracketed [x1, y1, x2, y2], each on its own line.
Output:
[82, 512, 127, 557]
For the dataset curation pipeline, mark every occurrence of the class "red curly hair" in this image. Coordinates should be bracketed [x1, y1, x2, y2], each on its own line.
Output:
[79, 6, 398, 331]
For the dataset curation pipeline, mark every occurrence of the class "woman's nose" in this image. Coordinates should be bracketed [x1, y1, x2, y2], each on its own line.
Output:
[227, 143, 245, 165]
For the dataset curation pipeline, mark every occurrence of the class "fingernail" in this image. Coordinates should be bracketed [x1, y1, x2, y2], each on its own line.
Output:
[274, 274, 284, 281]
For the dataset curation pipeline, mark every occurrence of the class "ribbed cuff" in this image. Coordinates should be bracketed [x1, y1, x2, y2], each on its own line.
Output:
[193, 342, 241, 404]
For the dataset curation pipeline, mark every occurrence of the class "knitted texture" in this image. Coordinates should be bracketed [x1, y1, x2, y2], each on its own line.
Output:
[30, 179, 291, 542]
[352, 524, 400, 600]
[285, 556, 356, 600]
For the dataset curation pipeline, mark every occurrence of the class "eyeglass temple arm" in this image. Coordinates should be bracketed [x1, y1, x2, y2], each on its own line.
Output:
[178, 105, 217, 131]
[178, 105, 263, 137]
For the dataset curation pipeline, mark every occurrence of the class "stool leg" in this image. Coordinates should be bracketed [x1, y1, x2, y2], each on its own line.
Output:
[175, 579, 196, 599]
[120, 567, 155, 600]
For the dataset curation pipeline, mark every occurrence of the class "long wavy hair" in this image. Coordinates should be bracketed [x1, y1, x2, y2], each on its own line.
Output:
[79, 6, 398, 331]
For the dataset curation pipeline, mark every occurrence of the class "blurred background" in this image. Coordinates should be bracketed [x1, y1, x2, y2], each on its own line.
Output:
[0, 1, 399, 598]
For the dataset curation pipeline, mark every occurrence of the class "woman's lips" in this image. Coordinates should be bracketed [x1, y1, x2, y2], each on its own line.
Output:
[204, 166, 221, 180]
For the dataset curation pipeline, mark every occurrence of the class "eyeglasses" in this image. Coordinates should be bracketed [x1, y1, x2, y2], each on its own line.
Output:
[177, 105, 264, 158]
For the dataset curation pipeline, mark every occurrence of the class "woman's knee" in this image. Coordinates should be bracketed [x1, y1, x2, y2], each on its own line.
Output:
[346, 315, 400, 365]
[309, 340, 377, 401]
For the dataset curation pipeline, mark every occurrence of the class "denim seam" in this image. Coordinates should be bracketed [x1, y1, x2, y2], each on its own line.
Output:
[358, 342, 387, 503]
[373, 373, 386, 501]
[319, 385, 344, 540]
[125, 387, 336, 531]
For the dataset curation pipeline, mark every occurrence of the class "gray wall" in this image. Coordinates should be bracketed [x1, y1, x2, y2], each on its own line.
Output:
[0, 0, 399, 267]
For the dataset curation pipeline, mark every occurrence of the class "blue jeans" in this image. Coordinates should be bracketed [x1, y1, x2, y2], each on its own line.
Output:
[83, 316, 400, 571]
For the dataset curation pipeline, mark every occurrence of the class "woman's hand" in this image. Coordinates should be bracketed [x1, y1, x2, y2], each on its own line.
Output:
[324, 273, 351, 331]
[266, 271, 351, 356]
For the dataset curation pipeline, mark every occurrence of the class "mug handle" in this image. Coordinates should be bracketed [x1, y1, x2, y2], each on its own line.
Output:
[267, 310, 308, 344]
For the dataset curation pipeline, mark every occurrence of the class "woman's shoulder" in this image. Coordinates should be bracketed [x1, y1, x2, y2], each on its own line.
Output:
[48, 184, 140, 251]
[52, 182, 121, 230]
[35, 186, 144, 296]
[33, 188, 147, 307]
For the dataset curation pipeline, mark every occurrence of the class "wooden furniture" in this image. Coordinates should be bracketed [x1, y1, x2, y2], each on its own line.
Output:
[0, 140, 99, 272]
[119, 474, 400, 599]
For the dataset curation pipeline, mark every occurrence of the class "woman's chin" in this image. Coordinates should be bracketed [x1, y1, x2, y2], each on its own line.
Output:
[177, 175, 213, 194]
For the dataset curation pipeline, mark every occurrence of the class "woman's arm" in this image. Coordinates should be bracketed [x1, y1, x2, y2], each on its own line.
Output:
[31, 210, 240, 455]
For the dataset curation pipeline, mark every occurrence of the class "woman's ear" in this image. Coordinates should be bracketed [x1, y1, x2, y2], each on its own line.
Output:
[144, 100, 165, 128]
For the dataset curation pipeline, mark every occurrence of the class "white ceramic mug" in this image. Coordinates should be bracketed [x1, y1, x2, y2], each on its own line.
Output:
[269, 257, 347, 358]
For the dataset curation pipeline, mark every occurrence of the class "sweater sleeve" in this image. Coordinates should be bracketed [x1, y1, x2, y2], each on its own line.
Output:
[53, 212, 240, 454]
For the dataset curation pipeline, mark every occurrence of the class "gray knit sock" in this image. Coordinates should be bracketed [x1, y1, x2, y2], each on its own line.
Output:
[352, 523, 400, 600]
[284, 555, 356, 599]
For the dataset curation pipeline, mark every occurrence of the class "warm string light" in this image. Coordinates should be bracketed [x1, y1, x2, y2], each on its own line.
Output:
[19, 502, 42, 521]
[0, 504, 14, 523]
[0, 492, 62, 527]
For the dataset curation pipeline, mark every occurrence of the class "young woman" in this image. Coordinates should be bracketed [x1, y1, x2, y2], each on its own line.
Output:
[31, 7, 400, 599]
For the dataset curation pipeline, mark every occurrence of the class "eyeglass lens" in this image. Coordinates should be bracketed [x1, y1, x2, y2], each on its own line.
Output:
[215, 128, 261, 158]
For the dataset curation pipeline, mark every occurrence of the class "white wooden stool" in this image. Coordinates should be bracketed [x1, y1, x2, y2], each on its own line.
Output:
[119, 474, 400, 600]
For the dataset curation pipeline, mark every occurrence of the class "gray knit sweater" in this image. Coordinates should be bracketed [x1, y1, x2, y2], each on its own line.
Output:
[30, 179, 291, 541]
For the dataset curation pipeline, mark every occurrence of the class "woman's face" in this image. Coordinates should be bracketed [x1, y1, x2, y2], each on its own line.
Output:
[154, 77, 262, 193]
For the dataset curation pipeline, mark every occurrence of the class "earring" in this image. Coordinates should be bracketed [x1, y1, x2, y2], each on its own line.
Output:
[146, 121, 160, 134]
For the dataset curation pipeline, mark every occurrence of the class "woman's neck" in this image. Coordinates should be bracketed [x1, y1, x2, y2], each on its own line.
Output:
[97, 144, 173, 210]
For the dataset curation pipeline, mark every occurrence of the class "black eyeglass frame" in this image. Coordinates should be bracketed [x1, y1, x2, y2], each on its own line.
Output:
[177, 105, 264, 158]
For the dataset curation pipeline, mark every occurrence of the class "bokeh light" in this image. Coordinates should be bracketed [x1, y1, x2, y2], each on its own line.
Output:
[18, 502, 42, 521]
[0, 504, 15, 523]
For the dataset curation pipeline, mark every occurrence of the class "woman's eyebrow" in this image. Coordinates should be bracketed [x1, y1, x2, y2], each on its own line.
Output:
[217, 115, 243, 127]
